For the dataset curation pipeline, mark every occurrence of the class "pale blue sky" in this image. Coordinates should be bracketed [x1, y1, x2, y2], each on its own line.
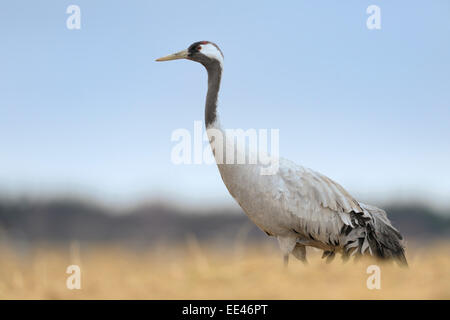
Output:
[0, 1, 449, 209]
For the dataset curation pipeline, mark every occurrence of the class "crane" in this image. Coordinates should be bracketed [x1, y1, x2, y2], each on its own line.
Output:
[156, 41, 407, 266]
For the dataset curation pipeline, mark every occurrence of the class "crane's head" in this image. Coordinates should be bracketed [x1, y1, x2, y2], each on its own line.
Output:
[156, 41, 224, 69]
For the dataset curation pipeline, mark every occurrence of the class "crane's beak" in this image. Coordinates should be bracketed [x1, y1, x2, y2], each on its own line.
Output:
[155, 49, 189, 62]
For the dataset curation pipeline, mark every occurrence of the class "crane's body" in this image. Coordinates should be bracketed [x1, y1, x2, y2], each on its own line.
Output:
[156, 41, 407, 266]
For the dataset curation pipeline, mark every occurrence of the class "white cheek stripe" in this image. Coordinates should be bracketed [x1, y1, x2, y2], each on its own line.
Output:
[200, 43, 224, 68]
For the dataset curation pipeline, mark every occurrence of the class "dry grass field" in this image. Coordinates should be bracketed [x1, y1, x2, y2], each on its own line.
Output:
[0, 240, 449, 299]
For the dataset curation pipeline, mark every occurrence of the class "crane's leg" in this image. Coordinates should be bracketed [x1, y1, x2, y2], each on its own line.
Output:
[277, 236, 296, 268]
[292, 244, 308, 264]
[283, 254, 289, 267]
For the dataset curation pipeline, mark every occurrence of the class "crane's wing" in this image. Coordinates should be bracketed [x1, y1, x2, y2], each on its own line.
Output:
[273, 158, 370, 244]
[267, 159, 406, 262]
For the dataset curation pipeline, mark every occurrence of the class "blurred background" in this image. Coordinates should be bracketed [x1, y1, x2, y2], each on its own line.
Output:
[0, 1, 449, 299]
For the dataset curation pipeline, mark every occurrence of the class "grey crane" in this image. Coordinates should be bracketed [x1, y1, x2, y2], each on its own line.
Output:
[156, 41, 407, 266]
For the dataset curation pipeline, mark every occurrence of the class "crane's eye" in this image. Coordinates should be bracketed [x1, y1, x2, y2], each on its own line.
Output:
[196, 46, 202, 51]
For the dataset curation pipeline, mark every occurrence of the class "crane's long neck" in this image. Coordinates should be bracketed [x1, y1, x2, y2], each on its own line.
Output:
[205, 62, 222, 129]
[204, 61, 232, 174]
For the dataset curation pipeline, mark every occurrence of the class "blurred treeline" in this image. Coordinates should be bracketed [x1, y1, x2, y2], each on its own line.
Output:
[0, 197, 449, 248]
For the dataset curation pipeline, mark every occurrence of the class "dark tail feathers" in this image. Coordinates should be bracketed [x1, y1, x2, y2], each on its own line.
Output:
[363, 204, 408, 267]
